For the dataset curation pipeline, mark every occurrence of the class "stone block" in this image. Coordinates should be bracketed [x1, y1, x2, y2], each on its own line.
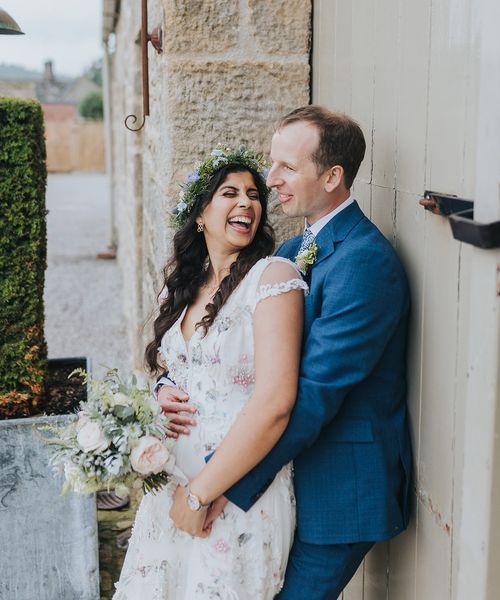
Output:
[164, 58, 309, 197]
[249, 0, 311, 55]
[0, 415, 99, 600]
[163, 0, 239, 53]
[109, 0, 311, 363]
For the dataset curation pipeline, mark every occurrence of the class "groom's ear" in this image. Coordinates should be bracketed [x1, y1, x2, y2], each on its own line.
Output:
[324, 165, 344, 193]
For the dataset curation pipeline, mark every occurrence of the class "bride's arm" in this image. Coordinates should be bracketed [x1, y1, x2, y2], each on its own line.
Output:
[171, 263, 304, 524]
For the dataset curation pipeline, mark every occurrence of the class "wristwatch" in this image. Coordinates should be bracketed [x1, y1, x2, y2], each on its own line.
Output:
[186, 487, 210, 512]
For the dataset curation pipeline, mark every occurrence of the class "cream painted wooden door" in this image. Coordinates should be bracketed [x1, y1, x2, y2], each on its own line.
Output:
[312, 0, 500, 598]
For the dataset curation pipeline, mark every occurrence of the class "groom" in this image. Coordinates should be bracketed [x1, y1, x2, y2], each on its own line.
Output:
[162, 105, 412, 598]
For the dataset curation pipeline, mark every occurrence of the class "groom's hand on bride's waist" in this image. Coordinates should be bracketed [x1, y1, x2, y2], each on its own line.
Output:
[157, 385, 197, 438]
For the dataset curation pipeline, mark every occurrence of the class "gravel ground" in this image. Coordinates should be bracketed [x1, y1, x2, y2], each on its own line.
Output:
[44, 173, 132, 379]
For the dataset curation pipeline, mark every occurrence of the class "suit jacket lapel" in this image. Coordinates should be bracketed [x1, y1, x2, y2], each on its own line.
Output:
[276, 237, 302, 261]
[276, 202, 365, 270]
[313, 201, 365, 268]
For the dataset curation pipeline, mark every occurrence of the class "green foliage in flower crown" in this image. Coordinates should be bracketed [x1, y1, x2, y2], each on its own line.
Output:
[0, 97, 48, 419]
[170, 144, 269, 229]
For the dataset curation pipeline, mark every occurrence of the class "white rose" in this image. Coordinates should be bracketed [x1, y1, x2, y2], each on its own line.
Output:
[77, 421, 109, 453]
[111, 392, 133, 407]
[130, 436, 170, 476]
[75, 412, 90, 431]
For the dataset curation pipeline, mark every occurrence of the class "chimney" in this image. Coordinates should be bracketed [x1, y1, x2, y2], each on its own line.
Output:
[43, 60, 54, 82]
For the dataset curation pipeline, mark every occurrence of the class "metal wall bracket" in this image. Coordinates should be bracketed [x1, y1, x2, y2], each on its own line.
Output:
[420, 190, 473, 216]
[125, 0, 163, 132]
[419, 190, 500, 249]
[449, 210, 500, 249]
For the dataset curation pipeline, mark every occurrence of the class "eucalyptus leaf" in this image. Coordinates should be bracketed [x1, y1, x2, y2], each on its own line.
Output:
[113, 405, 135, 421]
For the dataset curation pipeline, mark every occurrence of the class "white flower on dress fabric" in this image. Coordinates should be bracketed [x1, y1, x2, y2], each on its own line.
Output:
[130, 436, 171, 476]
[213, 539, 231, 553]
[77, 421, 109, 452]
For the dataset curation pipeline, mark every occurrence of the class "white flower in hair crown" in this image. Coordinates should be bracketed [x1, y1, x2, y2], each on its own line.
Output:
[170, 144, 270, 229]
[295, 242, 318, 275]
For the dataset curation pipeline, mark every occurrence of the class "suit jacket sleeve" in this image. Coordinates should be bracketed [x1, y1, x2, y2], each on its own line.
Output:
[224, 244, 409, 511]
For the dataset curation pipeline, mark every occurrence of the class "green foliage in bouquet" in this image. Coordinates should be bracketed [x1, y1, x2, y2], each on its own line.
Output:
[43, 368, 177, 497]
[0, 97, 48, 419]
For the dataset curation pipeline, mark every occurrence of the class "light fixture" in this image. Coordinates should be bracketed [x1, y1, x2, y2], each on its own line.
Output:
[0, 7, 24, 35]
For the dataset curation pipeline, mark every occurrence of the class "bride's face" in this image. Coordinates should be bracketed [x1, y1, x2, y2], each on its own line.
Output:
[197, 170, 263, 253]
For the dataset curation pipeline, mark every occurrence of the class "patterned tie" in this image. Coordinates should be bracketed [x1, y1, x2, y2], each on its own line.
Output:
[297, 227, 315, 256]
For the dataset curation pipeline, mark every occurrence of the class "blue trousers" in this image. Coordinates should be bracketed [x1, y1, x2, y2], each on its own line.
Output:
[277, 536, 374, 600]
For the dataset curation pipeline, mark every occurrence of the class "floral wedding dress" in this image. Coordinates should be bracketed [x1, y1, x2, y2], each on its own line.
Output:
[113, 257, 308, 600]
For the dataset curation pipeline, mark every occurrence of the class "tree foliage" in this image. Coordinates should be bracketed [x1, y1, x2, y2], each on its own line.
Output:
[79, 91, 103, 121]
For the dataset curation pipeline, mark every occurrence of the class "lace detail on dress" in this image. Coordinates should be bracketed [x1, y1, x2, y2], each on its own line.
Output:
[256, 278, 309, 305]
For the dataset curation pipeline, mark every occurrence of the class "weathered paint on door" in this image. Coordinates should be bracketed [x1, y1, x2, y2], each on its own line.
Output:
[312, 0, 500, 598]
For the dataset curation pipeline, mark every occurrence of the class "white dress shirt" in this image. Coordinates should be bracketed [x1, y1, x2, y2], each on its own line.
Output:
[307, 196, 354, 237]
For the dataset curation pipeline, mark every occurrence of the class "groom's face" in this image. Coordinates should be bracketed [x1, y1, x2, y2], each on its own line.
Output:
[266, 121, 332, 225]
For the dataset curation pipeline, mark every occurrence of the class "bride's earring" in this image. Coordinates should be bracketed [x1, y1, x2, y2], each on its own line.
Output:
[197, 222, 204, 233]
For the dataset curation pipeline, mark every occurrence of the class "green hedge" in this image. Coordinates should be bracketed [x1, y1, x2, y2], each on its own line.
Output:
[0, 97, 47, 419]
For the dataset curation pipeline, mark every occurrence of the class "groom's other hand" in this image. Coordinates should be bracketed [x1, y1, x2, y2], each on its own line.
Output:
[203, 495, 229, 532]
[157, 386, 196, 438]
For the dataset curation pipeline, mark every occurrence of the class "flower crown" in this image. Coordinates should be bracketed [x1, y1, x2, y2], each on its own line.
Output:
[170, 144, 269, 229]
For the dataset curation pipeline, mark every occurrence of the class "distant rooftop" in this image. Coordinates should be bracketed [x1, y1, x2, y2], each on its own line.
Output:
[0, 60, 100, 105]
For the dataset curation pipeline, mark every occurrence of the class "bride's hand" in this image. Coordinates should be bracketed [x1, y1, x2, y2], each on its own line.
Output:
[157, 386, 197, 438]
[169, 485, 209, 538]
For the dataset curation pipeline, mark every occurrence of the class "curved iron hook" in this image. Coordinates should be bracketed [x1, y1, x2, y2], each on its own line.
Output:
[125, 113, 146, 132]
[124, 0, 162, 132]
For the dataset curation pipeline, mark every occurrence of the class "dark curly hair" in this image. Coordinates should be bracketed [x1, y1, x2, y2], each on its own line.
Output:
[145, 164, 275, 373]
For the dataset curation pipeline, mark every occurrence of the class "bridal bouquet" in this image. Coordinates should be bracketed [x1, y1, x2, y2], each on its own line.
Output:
[44, 368, 180, 497]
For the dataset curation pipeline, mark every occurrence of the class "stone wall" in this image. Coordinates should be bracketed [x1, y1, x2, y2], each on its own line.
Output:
[108, 0, 311, 368]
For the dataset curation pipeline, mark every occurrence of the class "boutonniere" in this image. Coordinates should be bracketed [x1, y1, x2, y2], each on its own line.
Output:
[295, 242, 318, 275]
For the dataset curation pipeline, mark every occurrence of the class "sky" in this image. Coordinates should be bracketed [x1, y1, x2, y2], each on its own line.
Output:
[0, 0, 102, 78]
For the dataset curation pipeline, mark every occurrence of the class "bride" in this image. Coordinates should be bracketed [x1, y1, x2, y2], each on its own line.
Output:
[113, 147, 308, 599]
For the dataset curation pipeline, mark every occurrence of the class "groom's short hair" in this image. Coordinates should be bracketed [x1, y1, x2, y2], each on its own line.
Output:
[277, 105, 366, 189]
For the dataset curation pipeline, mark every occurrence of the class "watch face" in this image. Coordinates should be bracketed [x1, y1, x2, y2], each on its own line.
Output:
[187, 493, 200, 511]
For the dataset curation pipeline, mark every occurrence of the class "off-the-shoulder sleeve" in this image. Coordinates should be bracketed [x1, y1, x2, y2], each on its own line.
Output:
[251, 257, 308, 310]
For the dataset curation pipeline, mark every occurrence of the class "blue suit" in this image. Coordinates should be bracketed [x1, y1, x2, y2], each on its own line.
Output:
[225, 201, 412, 596]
